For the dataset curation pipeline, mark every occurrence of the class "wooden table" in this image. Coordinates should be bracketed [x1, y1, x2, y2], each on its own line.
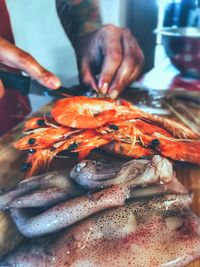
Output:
[0, 93, 200, 266]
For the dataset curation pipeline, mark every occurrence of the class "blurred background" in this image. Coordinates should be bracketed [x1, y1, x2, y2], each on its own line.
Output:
[5, 0, 200, 109]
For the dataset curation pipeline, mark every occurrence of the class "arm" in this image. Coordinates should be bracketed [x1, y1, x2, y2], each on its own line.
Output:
[0, 37, 61, 90]
[56, 0, 144, 98]
[56, 0, 102, 47]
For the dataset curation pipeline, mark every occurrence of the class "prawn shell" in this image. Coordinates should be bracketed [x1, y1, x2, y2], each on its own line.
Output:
[13, 127, 73, 150]
[102, 142, 154, 159]
[51, 97, 121, 128]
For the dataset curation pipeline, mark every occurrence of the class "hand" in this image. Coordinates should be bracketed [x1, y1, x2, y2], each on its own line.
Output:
[0, 37, 61, 90]
[75, 24, 144, 98]
[0, 79, 5, 99]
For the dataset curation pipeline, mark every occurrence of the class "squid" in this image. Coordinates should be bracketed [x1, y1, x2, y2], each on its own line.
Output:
[0, 155, 200, 266]
[1, 192, 200, 266]
[0, 156, 186, 238]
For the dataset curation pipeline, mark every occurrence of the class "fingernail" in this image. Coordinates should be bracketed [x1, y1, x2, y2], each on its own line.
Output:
[46, 76, 61, 89]
[110, 90, 118, 99]
[90, 80, 98, 92]
[100, 82, 109, 94]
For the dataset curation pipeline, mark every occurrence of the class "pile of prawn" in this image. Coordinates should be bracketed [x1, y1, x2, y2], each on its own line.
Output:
[14, 96, 200, 177]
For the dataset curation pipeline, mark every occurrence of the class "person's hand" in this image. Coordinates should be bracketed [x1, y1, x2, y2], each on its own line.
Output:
[0, 79, 5, 98]
[75, 24, 144, 99]
[0, 37, 61, 90]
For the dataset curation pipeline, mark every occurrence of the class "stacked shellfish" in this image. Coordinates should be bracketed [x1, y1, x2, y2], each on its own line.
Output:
[14, 96, 200, 177]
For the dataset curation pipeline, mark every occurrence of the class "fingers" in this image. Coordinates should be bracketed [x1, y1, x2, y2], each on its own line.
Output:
[98, 25, 123, 95]
[80, 57, 98, 92]
[0, 79, 5, 99]
[0, 38, 61, 89]
[108, 29, 144, 98]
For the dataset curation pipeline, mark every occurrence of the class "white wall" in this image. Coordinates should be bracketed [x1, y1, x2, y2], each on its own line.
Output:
[6, 0, 123, 87]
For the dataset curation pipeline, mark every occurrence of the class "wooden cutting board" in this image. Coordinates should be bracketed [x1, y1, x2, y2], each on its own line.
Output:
[0, 95, 199, 267]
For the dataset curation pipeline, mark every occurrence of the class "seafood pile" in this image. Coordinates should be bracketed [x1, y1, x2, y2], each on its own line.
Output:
[14, 96, 200, 177]
[0, 156, 182, 238]
[0, 156, 200, 266]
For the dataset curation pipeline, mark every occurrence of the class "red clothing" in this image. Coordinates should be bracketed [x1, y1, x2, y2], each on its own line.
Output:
[0, 0, 31, 135]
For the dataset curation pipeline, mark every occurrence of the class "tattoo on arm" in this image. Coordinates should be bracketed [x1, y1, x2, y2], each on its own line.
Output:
[56, 0, 102, 47]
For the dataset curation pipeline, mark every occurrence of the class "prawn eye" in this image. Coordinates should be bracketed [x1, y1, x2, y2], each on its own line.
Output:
[20, 162, 31, 172]
[37, 119, 45, 127]
[29, 148, 36, 154]
[28, 138, 36, 145]
[151, 139, 160, 148]
[109, 125, 119, 130]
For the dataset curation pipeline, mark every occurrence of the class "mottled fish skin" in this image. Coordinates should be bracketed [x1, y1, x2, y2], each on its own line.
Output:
[1, 193, 200, 267]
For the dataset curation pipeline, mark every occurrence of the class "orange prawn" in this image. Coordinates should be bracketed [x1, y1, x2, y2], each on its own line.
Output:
[51, 96, 142, 129]
[52, 129, 111, 160]
[51, 96, 198, 139]
[139, 115, 199, 139]
[97, 119, 172, 145]
[140, 134, 200, 165]
[14, 127, 79, 151]
[23, 117, 48, 131]
[102, 142, 154, 159]
[14, 96, 200, 177]
[21, 129, 113, 176]
[99, 119, 200, 164]
[22, 148, 55, 177]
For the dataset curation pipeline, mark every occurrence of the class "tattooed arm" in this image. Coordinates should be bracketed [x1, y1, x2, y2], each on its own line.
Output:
[56, 0, 101, 46]
[56, 0, 144, 98]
